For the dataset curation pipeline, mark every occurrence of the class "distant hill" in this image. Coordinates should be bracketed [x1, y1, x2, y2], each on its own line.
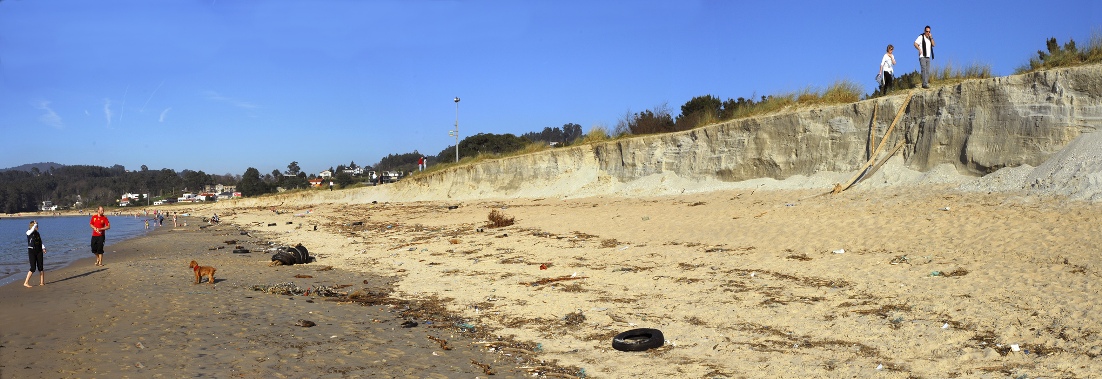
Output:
[0, 162, 67, 173]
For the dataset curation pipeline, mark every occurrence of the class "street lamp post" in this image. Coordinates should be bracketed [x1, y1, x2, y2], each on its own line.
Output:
[451, 97, 460, 163]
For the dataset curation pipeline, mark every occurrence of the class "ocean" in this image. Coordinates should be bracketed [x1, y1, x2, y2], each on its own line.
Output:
[1, 214, 155, 286]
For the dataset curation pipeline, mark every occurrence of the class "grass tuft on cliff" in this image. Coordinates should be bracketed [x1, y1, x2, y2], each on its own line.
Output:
[1016, 32, 1102, 73]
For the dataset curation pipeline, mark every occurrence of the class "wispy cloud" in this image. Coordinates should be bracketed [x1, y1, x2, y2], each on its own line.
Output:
[141, 80, 165, 113]
[35, 100, 64, 129]
[205, 91, 258, 110]
[159, 107, 172, 122]
[103, 98, 113, 127]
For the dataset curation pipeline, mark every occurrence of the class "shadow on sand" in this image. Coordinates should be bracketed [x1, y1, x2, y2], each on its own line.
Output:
[49, 267, 108, 284]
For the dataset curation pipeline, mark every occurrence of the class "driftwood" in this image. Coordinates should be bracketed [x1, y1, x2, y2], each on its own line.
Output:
[833, 93, 913, 194]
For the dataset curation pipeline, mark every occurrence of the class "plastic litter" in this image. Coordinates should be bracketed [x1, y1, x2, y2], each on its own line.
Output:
[832, 249, 845, 254]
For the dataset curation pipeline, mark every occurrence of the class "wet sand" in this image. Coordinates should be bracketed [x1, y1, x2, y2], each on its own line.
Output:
[0, 220, 558, 378]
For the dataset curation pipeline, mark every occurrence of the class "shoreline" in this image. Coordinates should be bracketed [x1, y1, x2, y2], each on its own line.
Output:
[0, 220, 566, 378]
[0, 214, 160, 287]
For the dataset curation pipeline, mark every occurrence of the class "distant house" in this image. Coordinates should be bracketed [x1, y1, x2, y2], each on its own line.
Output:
[40, 201, 58, 211]
[119, 192, 144, 207]
[319, 170, 332, 178]
[341, 167, 365, 176]
[204, 184, 239, 194]
[308, 177, 324, 187]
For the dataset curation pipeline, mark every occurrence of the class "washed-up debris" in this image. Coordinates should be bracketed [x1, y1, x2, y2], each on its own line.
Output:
[428, 335, 452, 350]
[563, 311, 586, 326]
[250, 282, 343, 297]
[269, 244, 312, 266]
[470, 359, 495, 375]
[295, 319, 316, 327]
[401, 320, 418, 328]
[612, 328, 664, 352]
[521, 275, 588, 286]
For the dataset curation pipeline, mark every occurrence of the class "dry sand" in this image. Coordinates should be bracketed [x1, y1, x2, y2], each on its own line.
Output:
[193, 185, 1101, 378]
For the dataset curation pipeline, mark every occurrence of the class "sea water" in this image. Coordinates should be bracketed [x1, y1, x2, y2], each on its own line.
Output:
[0, 214, 154, 286]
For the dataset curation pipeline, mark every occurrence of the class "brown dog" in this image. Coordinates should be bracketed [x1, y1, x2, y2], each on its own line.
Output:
[189, 260, 217, 285]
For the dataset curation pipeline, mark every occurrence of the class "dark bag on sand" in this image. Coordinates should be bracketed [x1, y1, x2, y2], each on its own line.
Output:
[271, 244, 311, 265]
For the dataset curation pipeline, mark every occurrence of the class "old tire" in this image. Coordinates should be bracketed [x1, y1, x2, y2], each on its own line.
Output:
[612, 328, 664, 352]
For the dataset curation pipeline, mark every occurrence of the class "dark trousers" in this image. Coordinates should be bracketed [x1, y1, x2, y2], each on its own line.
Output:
[91, 235, 106, 255]
[881, 72, 894, 93]
[27, 248, 44, 272]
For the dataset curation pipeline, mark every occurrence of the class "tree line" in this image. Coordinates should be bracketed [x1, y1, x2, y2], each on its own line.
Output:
[0, 165, 233, 213]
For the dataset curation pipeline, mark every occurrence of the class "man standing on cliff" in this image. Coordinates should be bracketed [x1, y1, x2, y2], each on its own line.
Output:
[90, 206, 111, 266]
[914, 25, 935, 89]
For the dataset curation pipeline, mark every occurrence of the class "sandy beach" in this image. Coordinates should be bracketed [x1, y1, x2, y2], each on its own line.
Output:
[1, 177, 1085, 378]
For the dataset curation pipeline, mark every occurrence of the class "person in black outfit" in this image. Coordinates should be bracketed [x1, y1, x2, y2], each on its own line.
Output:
[24, 220, 46, 287]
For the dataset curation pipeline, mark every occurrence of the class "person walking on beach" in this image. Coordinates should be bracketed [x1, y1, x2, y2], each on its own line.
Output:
[90, 206, 111, 266]
[418, 156, 426, 172]
[879, 44, 896, 93]
[24, 221, 46, 287]
[914, 25, 935, 88]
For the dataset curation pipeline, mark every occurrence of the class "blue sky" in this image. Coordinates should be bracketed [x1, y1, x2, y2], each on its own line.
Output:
[1, 0, 1098, 176]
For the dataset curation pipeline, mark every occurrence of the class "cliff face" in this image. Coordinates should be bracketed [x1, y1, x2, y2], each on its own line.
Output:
[215, 65, 1102, 207]
[383, 65, 1102, 201]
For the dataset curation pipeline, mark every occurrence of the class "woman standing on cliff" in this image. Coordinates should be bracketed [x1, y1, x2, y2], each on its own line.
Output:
[879, 44, 896, 93]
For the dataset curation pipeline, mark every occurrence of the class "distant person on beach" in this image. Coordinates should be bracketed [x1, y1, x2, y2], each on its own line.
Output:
[879, 44, 896, 93]
[418, 156, 426, 171]
[90, 206, 111, 266]
[173, 214, 178, 227]
[24, 221, 46, 287]
[914, 25, 935, 88]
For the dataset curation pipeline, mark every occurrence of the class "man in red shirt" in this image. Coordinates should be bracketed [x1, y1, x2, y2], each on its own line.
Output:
[90, 206, 111, 266]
